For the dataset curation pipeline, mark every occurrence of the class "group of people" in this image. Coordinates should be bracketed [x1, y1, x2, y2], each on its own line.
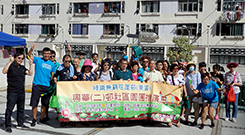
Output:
[2, 43, 243, 133]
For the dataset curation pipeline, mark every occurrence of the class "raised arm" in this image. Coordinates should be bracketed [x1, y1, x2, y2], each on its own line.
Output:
[2, 55, 14, 74]
[27, 43, 36, 58]
[67, 44, 72, 57]
[25, 57, 33, 76]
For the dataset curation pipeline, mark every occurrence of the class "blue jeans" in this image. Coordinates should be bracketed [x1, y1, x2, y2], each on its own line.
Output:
[225, 93, 239, 119]
[5, 92, 25, 128]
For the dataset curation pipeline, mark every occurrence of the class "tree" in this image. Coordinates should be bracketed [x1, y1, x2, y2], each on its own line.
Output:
[167, 37, 194, 63]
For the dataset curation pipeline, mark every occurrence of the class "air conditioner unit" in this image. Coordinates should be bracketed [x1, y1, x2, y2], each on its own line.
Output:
[146, 23, 153, 29]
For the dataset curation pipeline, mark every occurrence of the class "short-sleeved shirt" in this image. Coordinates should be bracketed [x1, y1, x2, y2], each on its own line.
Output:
[166, 74, 185, 86]
[132, 73, 141, 81]
[7, 62, 27, 93]
[79, 72, 96, 81]
[185, 71, 202, 96]
[224, 71, 242, 94]
[143, 69, 164, 82]
[196, 80, 220, 102]
[210, 72, 224, 87]
[113, 69, 133, 80]
[33, 57, 55, 87]
[97, 71, 113, 81]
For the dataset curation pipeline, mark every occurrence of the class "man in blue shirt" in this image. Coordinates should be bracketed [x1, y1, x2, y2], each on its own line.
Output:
[113, 58, 133, 80]
[27, 45, 55, 126]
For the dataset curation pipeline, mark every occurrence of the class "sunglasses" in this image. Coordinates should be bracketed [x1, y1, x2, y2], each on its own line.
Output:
[17, 57, 24, 60]
[64, 61, 71, 63]
[50, 56, 55, 58]
[103, 64, 110, 66]
[173, 68, 179, 70]
[230, 66, 236, 68]
[143, 61, 149, 63]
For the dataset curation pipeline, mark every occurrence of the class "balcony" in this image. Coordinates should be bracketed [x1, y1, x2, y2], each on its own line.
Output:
[73, 13, 89, 17]
[15, 14, 29, 18]
[222, 10, 243, 22]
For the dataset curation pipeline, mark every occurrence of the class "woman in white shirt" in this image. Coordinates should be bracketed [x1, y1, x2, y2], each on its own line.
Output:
[166, 64, 187, 127]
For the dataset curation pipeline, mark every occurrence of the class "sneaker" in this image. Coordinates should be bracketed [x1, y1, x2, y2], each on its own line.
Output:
[17, 124, 29, 129]
[211, 123, 215, 128]
[199, 124, 204, 130]
[180, 115, 185, 120]
[215, 115, 219, 120]
[31, 118, 37, 127]
[43, 117, 50, 121]
[231, 118, 236, 123]
[224, 117, 229, 121]
[5, 127, 12, 133]
[39, 119, 47, 124]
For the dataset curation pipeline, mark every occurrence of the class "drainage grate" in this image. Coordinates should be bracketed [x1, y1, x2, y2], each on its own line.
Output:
[222, 125, 245, 130]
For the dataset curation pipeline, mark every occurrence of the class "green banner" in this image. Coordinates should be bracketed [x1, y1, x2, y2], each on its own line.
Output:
[56, 81, 183, 123]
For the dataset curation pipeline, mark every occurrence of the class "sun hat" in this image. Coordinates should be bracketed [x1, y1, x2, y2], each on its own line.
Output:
[226, 62, 238, 68]
[186, 61, 196, 69]
[75, 50, 87, 55]
[81, 60, 93, 72]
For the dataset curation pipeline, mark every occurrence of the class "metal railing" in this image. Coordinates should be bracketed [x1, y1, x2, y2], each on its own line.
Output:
[220, 82, 245, 110]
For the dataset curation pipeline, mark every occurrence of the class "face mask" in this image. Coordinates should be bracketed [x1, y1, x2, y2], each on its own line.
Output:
[189, 67, 195, 71]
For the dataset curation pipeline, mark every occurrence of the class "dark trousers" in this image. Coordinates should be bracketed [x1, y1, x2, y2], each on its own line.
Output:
[5, 92, 25, 127]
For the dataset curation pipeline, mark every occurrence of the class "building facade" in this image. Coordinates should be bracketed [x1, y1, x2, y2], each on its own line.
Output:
[0, 0, 245, 74]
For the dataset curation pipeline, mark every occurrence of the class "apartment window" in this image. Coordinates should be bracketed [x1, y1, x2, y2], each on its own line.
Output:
[15, 24, 28, 34]
[42, 4, 55, 15]
[65, 45, 93, 60]
[217, 0, 221, 11]
[104, 2, 121, 13]
[177, 24, 197, 36]
[104, 24, 120, 35]
[74, 3, 89, 13]
[210, 48, 245, 65]
[1, 5, 3, 15]
[142, 1, 159, 13]
[105, 46, 127, 61]
[221, 23, 243, 36]
[57, 3, 59, 14]
[223, 0, 245, 11]
[136, 24, 159, 35]
[16, 5, 29, 14]
[178, 0, 199, 12]
[141, 47, 164, 61]
[72, 24, 88, 35]
[41, 24, 55, 34]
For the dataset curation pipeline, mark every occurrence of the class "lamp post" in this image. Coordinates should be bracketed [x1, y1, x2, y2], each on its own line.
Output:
[182, 25, 190, 44]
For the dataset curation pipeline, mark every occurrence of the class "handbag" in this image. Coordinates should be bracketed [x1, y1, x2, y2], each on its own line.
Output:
[226, 72, 237, 102]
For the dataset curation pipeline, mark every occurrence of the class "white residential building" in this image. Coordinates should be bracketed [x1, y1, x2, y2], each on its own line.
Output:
[0, 0, 245, 74]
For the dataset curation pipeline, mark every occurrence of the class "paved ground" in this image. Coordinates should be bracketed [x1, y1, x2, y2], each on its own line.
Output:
[0, 90, 244, 135]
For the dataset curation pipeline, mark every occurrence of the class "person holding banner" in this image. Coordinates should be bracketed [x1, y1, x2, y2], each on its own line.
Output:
[224, 62, 242, 123]
[27, 46, 56, 127]
[97, 58, 113, 81]
[53, 54, 78, 127]
[143, 60, 164, 83]
[2, 52, 33, 133]
[184, 62, 201, 126]
[192, 73, 222, 129]
[79, 60, 97, 81]
[113, 58, 133, 81]
[166, 64, 187, 127]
